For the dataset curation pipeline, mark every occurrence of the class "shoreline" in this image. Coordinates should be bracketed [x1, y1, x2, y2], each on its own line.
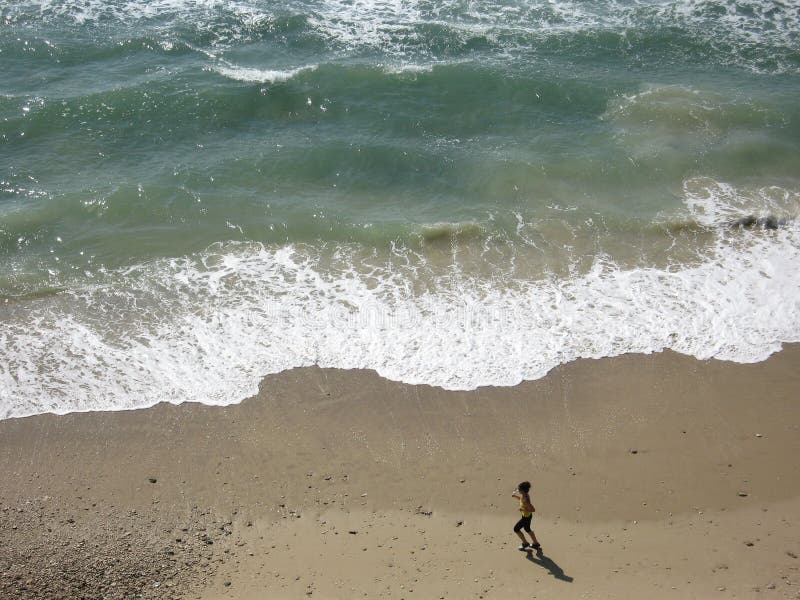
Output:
[2, 347, 799, 598]
[3, 341, 798, 422]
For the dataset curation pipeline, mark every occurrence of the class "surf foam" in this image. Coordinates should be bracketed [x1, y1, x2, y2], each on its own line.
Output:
[211, 62, 317, 83]
[8, 1, 799, 73]
[1, 178, 799, 419]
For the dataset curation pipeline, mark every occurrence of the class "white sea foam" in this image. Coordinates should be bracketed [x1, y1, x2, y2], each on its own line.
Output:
[382, 62, 441, 75]
[214, 59, 460, 83]
[1, 178, 799, 419]
[683, 178, 800, 228]
[9, 1, 800, 72]
[212, 62, 317, 83]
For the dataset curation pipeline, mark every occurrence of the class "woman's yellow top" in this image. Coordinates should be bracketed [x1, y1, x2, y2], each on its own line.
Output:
[519, 495, 532, 517]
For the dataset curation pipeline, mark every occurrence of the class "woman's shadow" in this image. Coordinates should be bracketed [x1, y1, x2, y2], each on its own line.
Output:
[524, 548, 574, 582]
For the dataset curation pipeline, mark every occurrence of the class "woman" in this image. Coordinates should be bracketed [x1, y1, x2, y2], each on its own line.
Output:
[511, 481, 541, 551]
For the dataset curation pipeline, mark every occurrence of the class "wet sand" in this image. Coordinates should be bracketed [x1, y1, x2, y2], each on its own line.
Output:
[1, 347, 799, 598]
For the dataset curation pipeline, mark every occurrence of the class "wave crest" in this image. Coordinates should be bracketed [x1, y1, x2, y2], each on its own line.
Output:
[211, 62, 317, 83]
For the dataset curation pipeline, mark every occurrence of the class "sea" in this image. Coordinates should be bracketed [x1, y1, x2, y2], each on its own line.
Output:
[1, 0, 799, 418]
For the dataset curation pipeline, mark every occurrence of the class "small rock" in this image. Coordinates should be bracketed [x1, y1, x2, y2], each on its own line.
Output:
[223, 581, 231, 587]
[348, 530, 358, 535]
[738, 492, 748, 497]
[766, 583, 776, 590]
[745, 541, 754, 547]
[148, 477, 157, 484]
[456, 520, 463, 527]
[630, 449, 638, 454]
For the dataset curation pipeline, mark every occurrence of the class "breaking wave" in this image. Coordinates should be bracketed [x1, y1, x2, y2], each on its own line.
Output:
[1, 178, 799, 418]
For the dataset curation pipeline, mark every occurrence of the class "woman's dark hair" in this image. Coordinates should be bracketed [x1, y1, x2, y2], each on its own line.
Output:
[517, 481, 531, 494]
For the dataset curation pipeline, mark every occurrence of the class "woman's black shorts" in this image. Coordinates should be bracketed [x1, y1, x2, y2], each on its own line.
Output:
[513, 515, 532, 533]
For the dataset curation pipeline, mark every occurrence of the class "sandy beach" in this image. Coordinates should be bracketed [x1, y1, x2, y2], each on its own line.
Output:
[1, 347, 799, 599]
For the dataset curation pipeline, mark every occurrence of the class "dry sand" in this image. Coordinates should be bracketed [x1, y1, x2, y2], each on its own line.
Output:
[1, 347, 799, 599]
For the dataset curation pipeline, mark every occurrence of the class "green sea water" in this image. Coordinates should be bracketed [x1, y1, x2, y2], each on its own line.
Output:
[1, 0, 800, 417]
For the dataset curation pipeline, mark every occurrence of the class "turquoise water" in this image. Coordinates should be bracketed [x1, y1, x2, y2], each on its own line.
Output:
[1, 0, 800, 417]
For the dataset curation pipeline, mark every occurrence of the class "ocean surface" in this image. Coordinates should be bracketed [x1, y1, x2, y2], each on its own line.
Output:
[1, 0, 800, 418]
